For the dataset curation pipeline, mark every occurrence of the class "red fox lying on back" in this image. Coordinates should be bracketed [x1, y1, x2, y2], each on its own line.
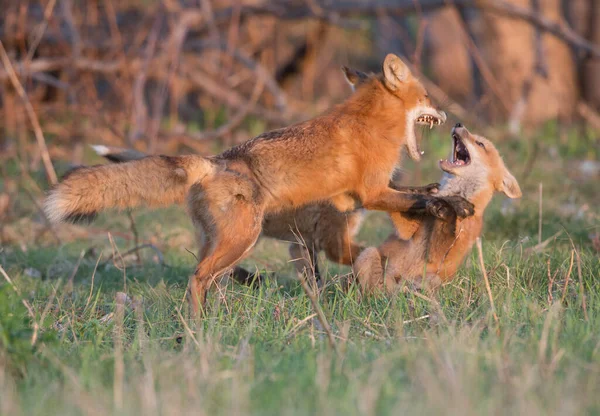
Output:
[44, 54, 474, 313]
[353, 124, 522, 293]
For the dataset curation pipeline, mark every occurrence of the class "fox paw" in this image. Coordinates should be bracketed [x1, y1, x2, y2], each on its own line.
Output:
[442, 196, 475, 218]
[426, 198, 455, 222]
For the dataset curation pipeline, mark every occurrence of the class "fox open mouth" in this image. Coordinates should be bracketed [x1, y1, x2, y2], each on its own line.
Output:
[451, 134, 470, 166]
[440, 134, 471, 170]
[416, 114, 444, 129]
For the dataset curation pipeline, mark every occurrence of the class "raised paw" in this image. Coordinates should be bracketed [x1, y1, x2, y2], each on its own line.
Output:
[441, 196, 475, 218]
[426, 198, 456, 223]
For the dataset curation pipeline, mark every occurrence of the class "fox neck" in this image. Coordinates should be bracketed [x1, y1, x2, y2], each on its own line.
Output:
[438, 173, 494, 216]
[338, 80, 409, 145]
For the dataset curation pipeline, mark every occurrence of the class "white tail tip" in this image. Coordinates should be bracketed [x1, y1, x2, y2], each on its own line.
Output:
[90, 144, 110, 156]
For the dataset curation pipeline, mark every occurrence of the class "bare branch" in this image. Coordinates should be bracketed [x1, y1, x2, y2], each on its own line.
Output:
[0, 41, 57, 185]
[211, 0, 600, 58]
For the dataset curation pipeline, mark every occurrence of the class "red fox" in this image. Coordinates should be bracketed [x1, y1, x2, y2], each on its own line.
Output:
[353, 124, 522, 294]
[44, 54, 474, 312]
[91, 66, 440, 283]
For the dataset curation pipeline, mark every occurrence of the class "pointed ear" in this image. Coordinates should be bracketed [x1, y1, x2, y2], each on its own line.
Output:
[341, 66, 368, 91]
[382, 54, 411, 90]
[499, 168, 522, 199]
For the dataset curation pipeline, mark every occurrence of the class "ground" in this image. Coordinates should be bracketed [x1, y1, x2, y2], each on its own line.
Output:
[0, 125, 599, 415]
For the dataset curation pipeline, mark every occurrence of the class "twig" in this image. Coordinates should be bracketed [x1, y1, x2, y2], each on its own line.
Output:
[436, 227, 464, 276]
[0, 41, 57, 185]
[200, 0, 220, 42]
[564, 230, 589, 321]
[524, 231, 563, 256]
[403, 314, 430, 325]
[538, 182, 543, 245]
[107, 232, 127, 292]
[298, 273, 338, 354]
[21, 184, 62, 244]
[186, 39, 287, 110]
[103, 0, 124, 52]
[546, 258, 559, 305]
[181, 63, 289, 124]
[0, 265, 39, 346]
[574, 247, 588, 321]
[83, 251, 103, 313]
[401, 59, 482, 128]
[113, 292, 125, 411]
[475, 238, 499, 324]
[127, 211, 141, 265]
[129, 11, 163, 143]
[560, 250, 574, 304]
[24, 0, 58, 64]
[285, 313, 318, 340]
[180, 65, 265, 141]
[147, 9, 203, 152]
[175, 306, 201, 348]
[67, 249, 86, 291]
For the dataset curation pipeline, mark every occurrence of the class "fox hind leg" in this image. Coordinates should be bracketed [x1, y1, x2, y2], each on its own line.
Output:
[187, 176, 263, 314]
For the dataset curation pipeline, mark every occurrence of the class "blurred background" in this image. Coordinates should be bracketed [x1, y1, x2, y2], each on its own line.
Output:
[0, 0, 598, 250]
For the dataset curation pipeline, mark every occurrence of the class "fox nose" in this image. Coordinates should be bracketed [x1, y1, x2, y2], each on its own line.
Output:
[455, 122, 463, 128]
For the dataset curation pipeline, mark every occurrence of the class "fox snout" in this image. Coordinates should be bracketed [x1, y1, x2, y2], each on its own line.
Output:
[451, 123, 468, 138]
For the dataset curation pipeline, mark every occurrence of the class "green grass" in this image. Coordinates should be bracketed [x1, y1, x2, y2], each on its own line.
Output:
[1, 128, 599, 415]
[1, 213, 599, 415]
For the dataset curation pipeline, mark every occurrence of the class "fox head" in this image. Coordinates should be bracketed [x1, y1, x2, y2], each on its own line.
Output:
[439, 124, 522, 200]
[342, 55, 446, 161]
[382, 54, 446, 161]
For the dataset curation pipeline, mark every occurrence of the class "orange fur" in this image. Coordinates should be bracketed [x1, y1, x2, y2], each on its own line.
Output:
[44, 54, 474, 313]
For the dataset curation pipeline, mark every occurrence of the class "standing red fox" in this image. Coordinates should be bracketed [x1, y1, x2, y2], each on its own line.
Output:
[44, 54, 474, 312]
[353, 124, 522, 294]
[92, 66, 440, 283]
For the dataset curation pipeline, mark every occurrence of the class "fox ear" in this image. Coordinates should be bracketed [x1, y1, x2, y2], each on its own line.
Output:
[383, 54, 411, 90]
[499, 168, 522, 199]
[342, 66, 368, 91]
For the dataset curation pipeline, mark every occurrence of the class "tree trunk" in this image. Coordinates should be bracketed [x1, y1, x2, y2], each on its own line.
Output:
[478, 0, 579, 127]
[582, 1, 600, 110]
[426, 7, 474, 105]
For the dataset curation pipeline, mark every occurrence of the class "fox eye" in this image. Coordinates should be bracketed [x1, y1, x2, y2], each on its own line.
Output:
[476, 141, 486, 149]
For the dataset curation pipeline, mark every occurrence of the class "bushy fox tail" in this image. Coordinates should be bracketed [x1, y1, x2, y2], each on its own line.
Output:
[90, 144, 147, 163]
[44, 155, 214, 224]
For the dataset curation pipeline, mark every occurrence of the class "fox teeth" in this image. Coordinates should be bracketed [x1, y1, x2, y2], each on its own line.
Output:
[430, 119, 433, 129]
[421, 151, 425, 155]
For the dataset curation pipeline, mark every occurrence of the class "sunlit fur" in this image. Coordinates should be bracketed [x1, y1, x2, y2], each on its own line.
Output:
[44, 54, 463, 313]
[354, 126, 522, 294]
[90, 67, 443, 281]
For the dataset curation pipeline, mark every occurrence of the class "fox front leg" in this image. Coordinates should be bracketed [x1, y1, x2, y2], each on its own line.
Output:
[389, 181, 440, 195]
[362, 188, 473, 223]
